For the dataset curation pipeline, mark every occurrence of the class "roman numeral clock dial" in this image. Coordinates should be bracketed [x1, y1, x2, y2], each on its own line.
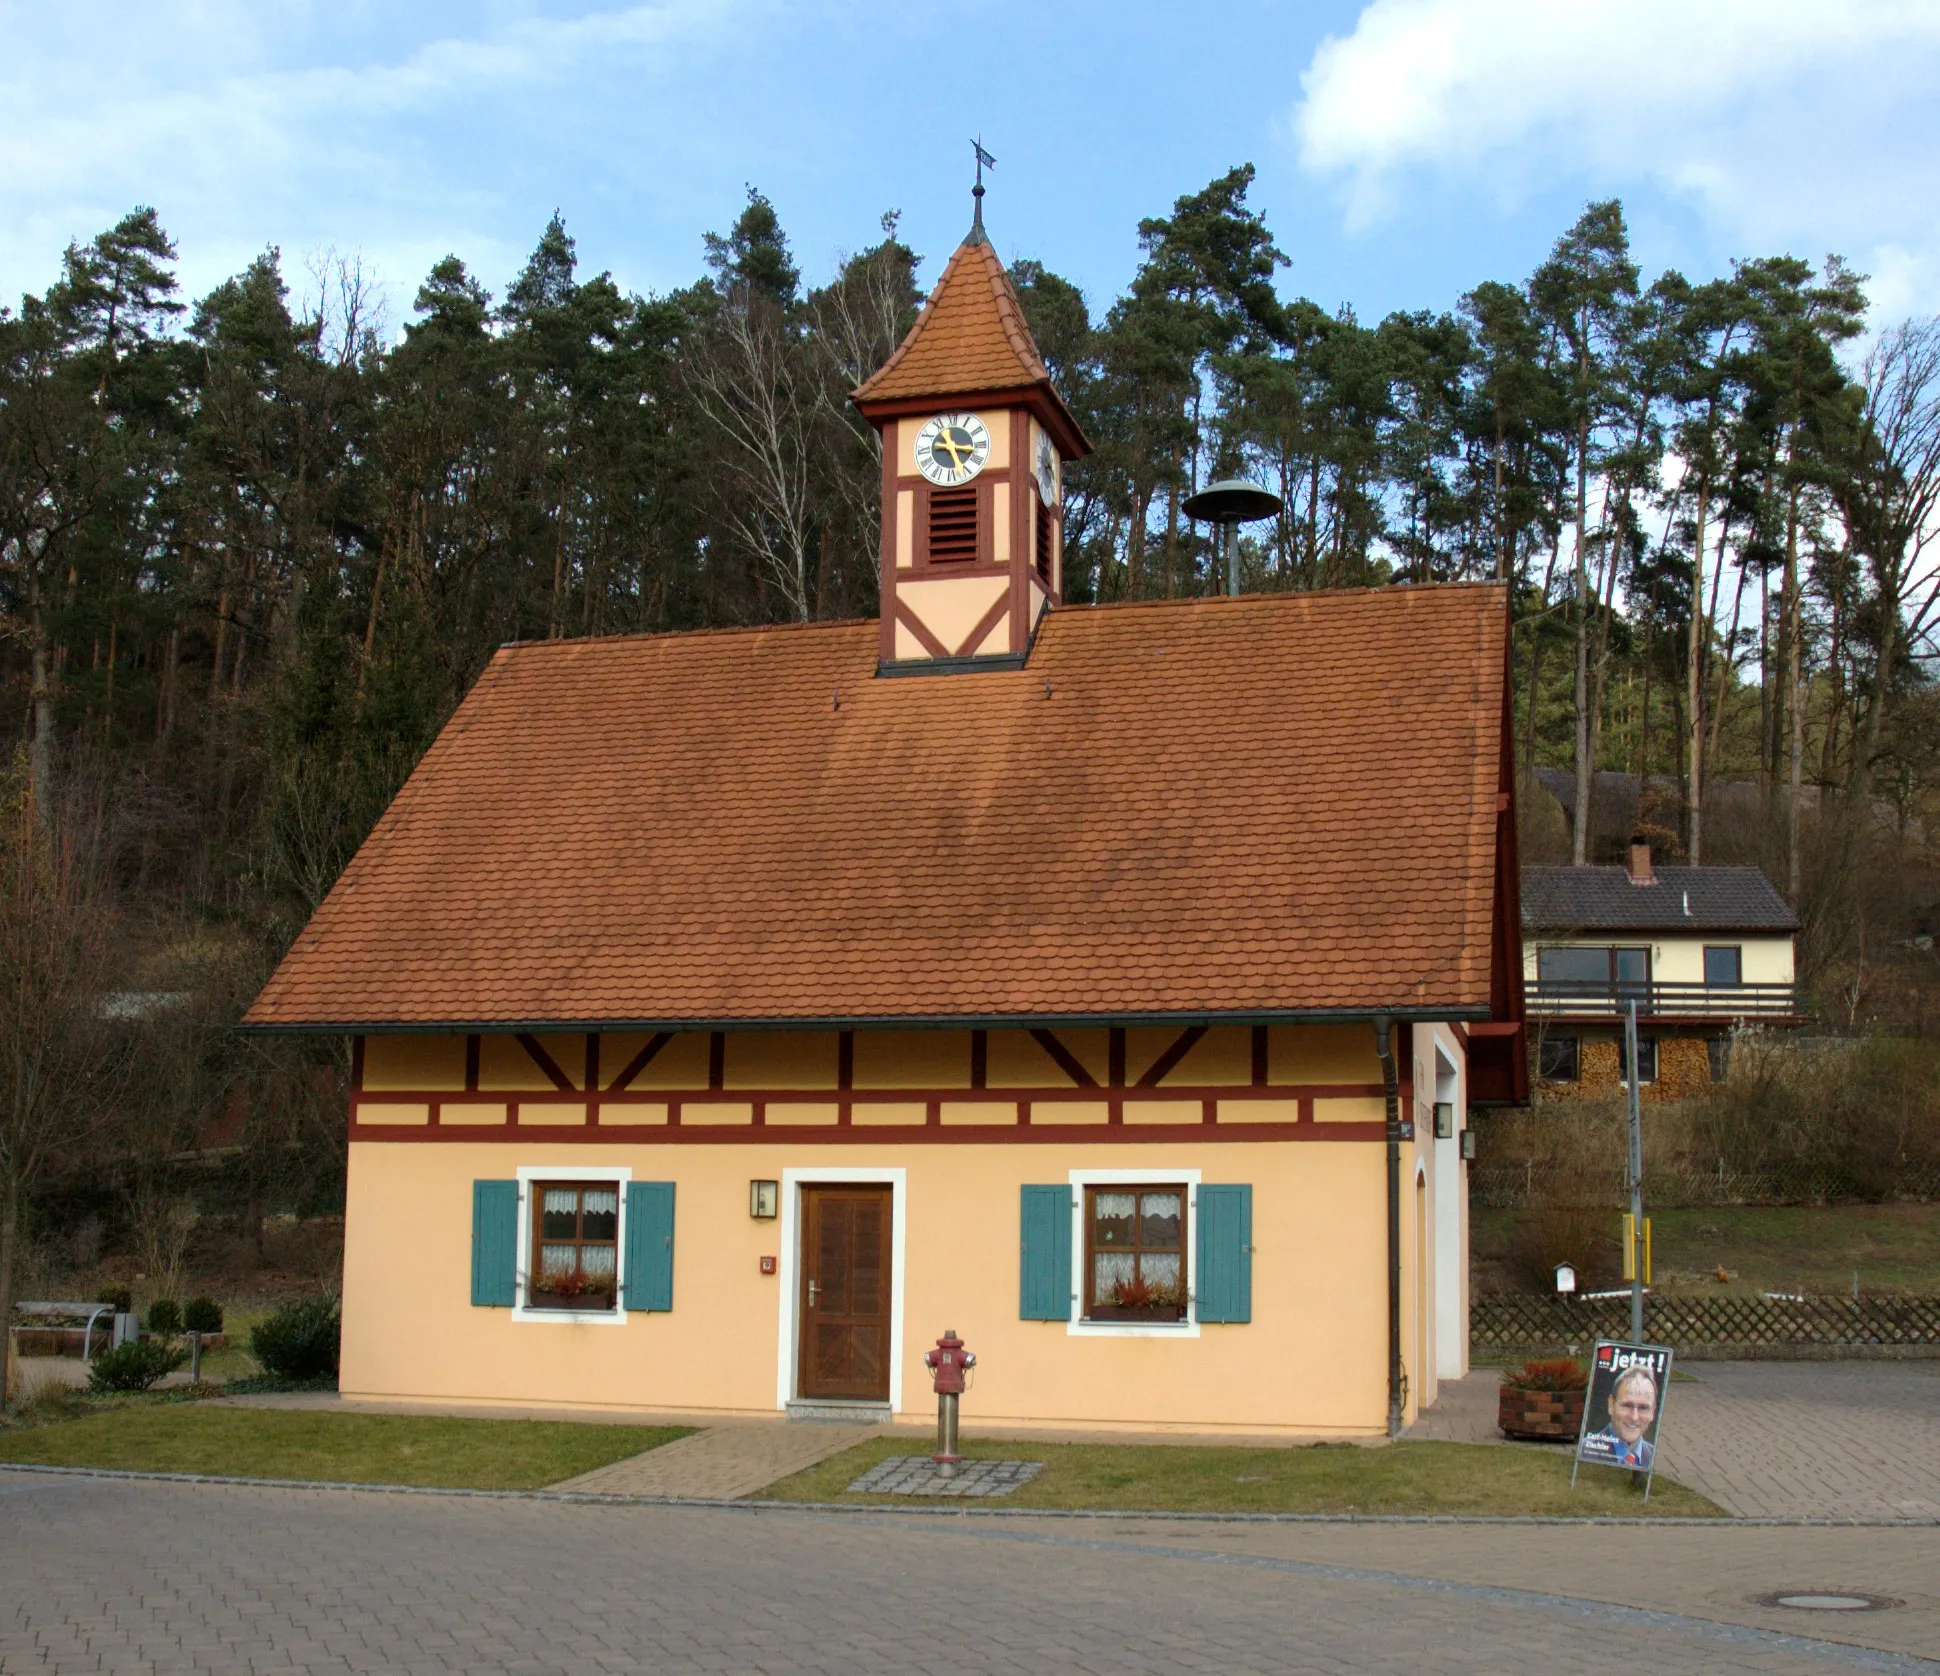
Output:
[915, 412, 991, 486]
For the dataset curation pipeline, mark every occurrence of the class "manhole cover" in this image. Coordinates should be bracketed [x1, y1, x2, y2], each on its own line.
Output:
[1755, 1592, 1898, 1613]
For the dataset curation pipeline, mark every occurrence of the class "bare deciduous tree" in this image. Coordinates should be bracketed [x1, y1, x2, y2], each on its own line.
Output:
[1843, 318, 1940, 803]
[0, 758, 129, 1400]
[682, 287, 820, 622]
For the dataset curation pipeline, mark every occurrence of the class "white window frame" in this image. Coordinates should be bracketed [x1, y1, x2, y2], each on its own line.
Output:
[513, 1164, 631, 1326]
[775, 1167, 908, 1412]
[1067, 1167, 1202, 1338]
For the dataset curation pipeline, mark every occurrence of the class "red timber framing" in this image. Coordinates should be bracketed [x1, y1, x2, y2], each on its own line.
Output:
[347, 1022, 1409, 1145]
[1466, 633, 1530, 1105]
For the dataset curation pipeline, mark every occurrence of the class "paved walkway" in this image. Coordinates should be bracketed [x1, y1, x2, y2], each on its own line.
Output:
[550, 1419, 881, 1498]
[3, 1473, 1935, 1674]
[1409, 1361, 1940, 1520]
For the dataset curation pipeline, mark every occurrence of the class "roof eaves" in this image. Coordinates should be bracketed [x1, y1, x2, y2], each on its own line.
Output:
[238, 1002, 1497, 1036]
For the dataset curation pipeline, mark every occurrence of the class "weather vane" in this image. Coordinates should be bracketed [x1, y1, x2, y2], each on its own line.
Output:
[971, 138, 996, 239]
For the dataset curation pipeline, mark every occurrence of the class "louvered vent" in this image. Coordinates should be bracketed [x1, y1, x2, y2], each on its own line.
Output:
[928, 487, 978, 563]
[1035, 500, 1053, 584]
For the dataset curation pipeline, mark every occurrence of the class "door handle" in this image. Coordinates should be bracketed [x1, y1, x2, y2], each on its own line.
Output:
[807, 1280, 818, 1307]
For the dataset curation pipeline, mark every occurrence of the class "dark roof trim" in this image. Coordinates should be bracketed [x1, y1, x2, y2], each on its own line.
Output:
[236, 1004, 1495, 1038]
[1526, 924, 1797, 938]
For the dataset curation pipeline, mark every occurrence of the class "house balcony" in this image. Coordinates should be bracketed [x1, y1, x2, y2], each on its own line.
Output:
[1524, 979, 1802, 1024]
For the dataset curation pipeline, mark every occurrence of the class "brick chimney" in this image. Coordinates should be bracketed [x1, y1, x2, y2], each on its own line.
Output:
[1627, 834, 1656, 885]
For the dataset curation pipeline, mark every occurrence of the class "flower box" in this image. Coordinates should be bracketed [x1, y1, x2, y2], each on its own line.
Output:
[1086, 1304, 1187, 1323]
[529, 1290, 615, 1312]
[1497, 1385, 1585, 1441]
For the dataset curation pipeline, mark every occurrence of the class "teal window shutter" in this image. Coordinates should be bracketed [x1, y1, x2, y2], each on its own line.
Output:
[626, 1181, 676, 1312]
[1019, 1185, 1073, 1320]
[471, 1181, 518, 1307]
[1196, 1185, 1253, 1323]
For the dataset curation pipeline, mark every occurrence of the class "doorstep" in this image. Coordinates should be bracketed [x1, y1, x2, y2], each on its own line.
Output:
[785, 1398, 894, 1425]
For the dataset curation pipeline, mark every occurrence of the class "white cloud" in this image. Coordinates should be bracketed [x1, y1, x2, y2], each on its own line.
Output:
[1293, 0, 1940, 317]
[0, 1, 744, 307]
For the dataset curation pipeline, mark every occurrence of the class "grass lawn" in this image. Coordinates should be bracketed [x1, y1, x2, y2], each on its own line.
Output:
[757, 1436, 1722, 1518]
[0, 1405, 689, 1491]
[1474, 1202, 1940, 1295]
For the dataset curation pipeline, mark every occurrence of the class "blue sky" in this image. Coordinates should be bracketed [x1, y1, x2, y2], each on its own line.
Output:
[4, 0, 1939, 337]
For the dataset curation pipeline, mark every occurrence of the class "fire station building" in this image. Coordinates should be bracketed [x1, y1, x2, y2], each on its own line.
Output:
[244, 214, 1527, 1437]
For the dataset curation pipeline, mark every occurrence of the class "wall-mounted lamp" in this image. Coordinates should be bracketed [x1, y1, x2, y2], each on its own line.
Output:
[1459, 1129, 1477, 1162]
[1432, 1101, 1455, 1140]
[1554, 1261, 1577, 1295]
[749, 1180, 779, 1220]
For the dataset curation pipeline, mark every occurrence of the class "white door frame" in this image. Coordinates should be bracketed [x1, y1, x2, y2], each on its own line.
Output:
[775, 1166, 907, 1412]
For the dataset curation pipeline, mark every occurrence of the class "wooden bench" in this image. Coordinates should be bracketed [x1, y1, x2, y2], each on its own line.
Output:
[9, 1301, 129, 1360]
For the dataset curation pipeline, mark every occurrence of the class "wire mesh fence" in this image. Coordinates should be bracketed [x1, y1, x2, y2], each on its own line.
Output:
[1473, 1291, 1940, 1358]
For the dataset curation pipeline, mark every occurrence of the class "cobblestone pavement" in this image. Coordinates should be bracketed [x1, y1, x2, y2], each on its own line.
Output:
[550, 1421, 880, 1498]
[1660, 1362, 1940, 1521]
[844, 1456, 1043, 1496]
[1409, 1361, 1940, 1520]
[3, 1473, 1937, 1675]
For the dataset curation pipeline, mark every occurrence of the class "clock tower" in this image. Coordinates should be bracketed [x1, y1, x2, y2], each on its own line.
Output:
[852, 211, 1090, 673]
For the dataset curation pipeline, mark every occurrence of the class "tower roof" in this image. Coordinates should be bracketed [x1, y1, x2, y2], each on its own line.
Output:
[852, 234, 1089, 456]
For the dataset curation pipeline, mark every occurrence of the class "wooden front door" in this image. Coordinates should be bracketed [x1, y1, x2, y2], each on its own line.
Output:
[799, 1186, 892, 1401]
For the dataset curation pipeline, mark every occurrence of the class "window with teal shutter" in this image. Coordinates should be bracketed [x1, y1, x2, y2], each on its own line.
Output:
[1019, 1185, 1073, 1320]
[625, 1181, 676, 1312]
[1195, 1184, 1252, 1323]
[471, 1180, 518, 1307]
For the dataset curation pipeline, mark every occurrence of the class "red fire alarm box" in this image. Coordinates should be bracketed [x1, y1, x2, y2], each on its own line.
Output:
[760, 1256, 777, 1275]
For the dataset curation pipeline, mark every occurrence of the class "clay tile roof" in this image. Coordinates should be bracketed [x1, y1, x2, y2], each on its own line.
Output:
[1523, 865, 1797, 933]
[244, 585, 1515, 1031]
[853, 235, 1051, 405]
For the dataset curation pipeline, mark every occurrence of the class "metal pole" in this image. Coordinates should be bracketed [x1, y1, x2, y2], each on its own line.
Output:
[188, 1330, 202, 1383]
[1226, 522, 1239, 597]
[934, 1392, 960, 1477]
[1625, 999, 1644, 1345]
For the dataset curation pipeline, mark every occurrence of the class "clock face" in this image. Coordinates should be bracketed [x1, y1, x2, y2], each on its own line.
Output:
[1035, 433, 1059, 508]
[915, 412, 991, 487]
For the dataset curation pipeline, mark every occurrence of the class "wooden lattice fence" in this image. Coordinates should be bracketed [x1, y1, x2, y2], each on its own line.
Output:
[1472, 1292, 1940, 1359]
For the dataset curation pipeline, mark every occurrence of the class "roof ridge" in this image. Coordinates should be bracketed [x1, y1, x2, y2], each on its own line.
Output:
[1069, 580, 1508, 616]
[496, 616, 877, 656]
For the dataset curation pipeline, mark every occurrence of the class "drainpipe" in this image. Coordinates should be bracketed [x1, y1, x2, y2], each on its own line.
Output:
[1374, 1016, 1404, 1438]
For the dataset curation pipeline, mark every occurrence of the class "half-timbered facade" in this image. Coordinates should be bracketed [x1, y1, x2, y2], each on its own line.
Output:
[245, 214, 1527, 1437]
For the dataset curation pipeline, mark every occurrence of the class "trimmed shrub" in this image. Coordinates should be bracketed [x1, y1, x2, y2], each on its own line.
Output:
[146, 1299, 183, 1338]
[251, 1296, 340, 1380]
[97, 1285, 133, 1314]
[89, 1340, 187, 1393]
[183, 1297, 224, 1335]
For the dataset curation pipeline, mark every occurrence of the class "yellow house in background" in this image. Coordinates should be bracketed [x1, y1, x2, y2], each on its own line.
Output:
[1524, 838, 1803, 1102]
[244, 209, 1528, 1438]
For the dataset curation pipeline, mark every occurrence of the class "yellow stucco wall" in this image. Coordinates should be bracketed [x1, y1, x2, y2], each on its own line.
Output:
[339, 1136, 1416, 1436]
[1524, 933, 1794, 985]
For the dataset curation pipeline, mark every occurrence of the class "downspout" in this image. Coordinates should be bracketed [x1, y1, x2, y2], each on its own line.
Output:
[1374, 1016, 1404, 1437]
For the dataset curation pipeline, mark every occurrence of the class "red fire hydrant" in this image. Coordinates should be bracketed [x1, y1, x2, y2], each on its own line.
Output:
[925, 1328, 976, 1477]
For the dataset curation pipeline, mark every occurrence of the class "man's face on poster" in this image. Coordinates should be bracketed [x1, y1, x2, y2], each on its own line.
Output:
[1611, 1372, 1656, 1443]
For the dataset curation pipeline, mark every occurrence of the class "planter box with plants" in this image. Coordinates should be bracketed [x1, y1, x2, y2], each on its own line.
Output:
[1497, 1358, 1588, 1441]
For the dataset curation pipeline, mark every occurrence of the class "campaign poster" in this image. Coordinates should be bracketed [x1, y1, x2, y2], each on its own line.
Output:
[1574, 1339, 1672, 1482]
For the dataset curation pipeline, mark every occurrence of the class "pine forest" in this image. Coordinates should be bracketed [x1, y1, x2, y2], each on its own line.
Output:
[4, 167, 1940, 1265]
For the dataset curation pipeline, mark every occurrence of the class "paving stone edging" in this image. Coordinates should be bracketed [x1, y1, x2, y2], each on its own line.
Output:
[3, 1460, 1935, 1526]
